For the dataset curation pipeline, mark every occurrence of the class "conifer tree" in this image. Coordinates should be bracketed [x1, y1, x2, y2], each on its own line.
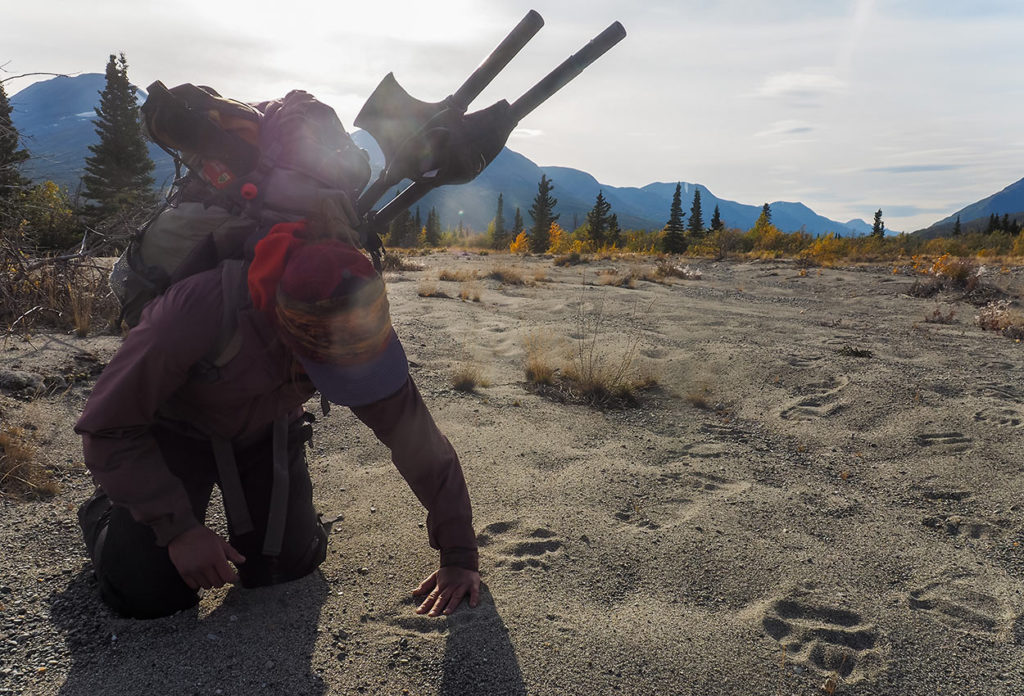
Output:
[513, 207, 524, 237]
[388, 208, 417, 247]
[871, 209, 885, 238]
[586, 190, 612, 247]
[424, 206, 441, 246]
[414, 206, 422, 233]
[953, 215, 961, 237]
[662, 182, 686, 253]
[81, 53, 156, 220]
[761, 203, 772, 223]
[687, 188, 704, 238]
[710, 205, 723, 231]
[0, 81, 30, 221]
[528, 174, 558, 253]
[491, 192, 506, 249]
[606, 213, 621, 248]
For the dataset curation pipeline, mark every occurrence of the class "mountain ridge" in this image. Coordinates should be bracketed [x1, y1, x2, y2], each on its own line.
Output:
[12, 74, 874, 235]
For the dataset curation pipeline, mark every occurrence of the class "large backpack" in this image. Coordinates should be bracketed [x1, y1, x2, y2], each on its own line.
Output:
[109, 82, 371, 330]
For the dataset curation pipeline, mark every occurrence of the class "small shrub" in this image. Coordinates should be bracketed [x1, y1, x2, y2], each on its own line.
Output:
[837, 345, 873, 358]
[654, 259, 702, 280]
[459, 281, 482, 302]
[685, 385, 714, 410]
[439, 268, 478, 282]
[923, 306, 957, 324]
[597, 269, 637, 289]
[416, 280, 448, 298]
[976, 300, 1024, 339]
[0, 426, 58, 499]
[486, 266, 526, 285]
[451, 363, 488, 392]
[553, 252, 587, 267]
[509, 231, 530, 254]
[382, 250, 424, 272]
[523, 333, 557, 386]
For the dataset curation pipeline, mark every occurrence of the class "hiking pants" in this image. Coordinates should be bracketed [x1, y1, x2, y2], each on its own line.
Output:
[77, 419, 328, 619]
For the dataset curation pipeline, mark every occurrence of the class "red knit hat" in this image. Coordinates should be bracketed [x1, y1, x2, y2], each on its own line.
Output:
[249, 226, 408, 406]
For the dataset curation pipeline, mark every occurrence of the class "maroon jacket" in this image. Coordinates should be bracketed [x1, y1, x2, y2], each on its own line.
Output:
[75, 267, 477, 570]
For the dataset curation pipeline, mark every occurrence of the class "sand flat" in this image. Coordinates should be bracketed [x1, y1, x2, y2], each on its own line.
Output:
[1, 253, 1022, 695]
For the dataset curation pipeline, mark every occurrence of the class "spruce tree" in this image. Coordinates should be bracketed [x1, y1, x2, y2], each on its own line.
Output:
[953, 215, 961, 237]
[528, 174, 558, 254]
[663, 183, 686, 253]
[0, 81, 30, 222]
[491, 192, 506, 249]
[81, 53, 156, 220]
[388, 208, 417, 247]
[424, 206, 441, 246]
[761, 203, 772, 223]
[586, 190, 612, 247]
[687, 188, 704, 238]
[710, 205, 724, 231]
[871, 209, 885, 238]
[606, 213, 621, 248]
[513, 207, 524, 237]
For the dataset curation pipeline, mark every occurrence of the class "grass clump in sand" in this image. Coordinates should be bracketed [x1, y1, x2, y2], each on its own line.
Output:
[416, 280, 449, 298]
[486, 266, 527, 285]
[523, 290, 656, 407]
[382, 250, 424, 272]
[0, 426, 58, 499]
[451, 362, 490, 392]
[458, 281, 482, 302]
[438, 268, 478, 282]
[976, 300, 1024, 339]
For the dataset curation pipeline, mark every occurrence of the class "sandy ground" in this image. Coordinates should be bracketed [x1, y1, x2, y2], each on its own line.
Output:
[1, 252, 1023, 696]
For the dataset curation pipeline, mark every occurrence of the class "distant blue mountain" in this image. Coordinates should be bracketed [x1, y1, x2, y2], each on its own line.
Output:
[12, 73, 871, 235]
[10, 73, 175, 191]
[919, 177, 1024, 237]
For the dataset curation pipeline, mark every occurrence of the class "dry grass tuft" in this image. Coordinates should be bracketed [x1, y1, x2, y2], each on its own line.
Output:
[685, 385, 715, 410]
[553, 252, 588, 267]
[524, 290, 656, 407]
[382, 250, 424, 272]
[458, 281, 482, 302]
[976, 300, 1024, 339]
[486, 266, 527, 285]
[597, 269, 637, 289]
[451, 363, 489, 392]
[923, 306, 957, 324]
[523, 333, 557, 386]
[439, 268, 479, 282]
[0, 426, 58, 499]
[416, 280, 449, 298]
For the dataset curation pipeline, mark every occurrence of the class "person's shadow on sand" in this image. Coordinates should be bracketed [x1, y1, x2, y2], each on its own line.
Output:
[438, 585, 527, 696]
[50, 566, 329, 696]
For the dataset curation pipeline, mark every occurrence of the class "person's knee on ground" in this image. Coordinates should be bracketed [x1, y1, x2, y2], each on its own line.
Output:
[77, 489, 200, 619]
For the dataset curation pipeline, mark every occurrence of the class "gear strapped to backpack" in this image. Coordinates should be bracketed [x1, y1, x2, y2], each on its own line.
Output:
[107, 83, 374, 558]
[109, 82, 372, 332]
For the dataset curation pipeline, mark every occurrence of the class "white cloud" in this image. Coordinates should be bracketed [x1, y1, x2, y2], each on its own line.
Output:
[755, 70, 846, 102]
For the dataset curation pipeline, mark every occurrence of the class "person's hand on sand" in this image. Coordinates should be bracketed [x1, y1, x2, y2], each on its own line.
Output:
[167, 525, 246, 590]
[413, 566, 480, 616]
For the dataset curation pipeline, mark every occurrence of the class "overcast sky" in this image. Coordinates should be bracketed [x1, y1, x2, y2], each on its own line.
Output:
[5, 0, 1023, 232]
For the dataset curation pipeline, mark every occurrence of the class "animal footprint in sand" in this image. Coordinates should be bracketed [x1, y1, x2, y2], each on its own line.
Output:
[786, 354, 822, 369]
[780, 376, 850, 421]
[477, 521, 564, 571]
[915, 432, 973, 453]
[909, 575, 1012, 637]
[973, 406, 1023, 428]
[762, 594, 882, 681]
[616, 469, 750, 529]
